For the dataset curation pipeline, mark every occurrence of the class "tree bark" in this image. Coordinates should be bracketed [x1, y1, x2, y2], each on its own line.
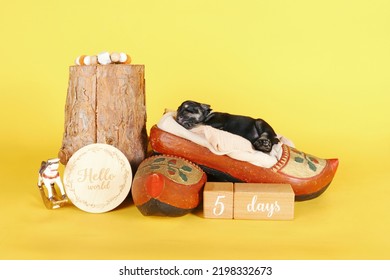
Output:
[58, 64, 147, 172]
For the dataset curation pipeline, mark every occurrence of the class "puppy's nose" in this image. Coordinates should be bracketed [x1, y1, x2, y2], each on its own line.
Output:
[184, 124, 191, 129]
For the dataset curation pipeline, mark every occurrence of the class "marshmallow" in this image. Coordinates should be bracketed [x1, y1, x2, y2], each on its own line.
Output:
[83, 55, 91, 66]
[110, 52, 121, 63]
[90, 55, 98, 65]
[119, 52, 131, 64]
[75, 56, 80, 65]
[97, 52, 112, 65]
[75, 55, 86, 66]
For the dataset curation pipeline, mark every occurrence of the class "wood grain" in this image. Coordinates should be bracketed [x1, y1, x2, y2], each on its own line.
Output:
[59, 65, 147, 172]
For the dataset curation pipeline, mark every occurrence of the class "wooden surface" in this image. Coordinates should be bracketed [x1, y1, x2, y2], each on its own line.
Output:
[59, 66, 96, 160]
[203, 182, 234, 219]
[233, 183, 294, 220]
[59, 65, 147, 172]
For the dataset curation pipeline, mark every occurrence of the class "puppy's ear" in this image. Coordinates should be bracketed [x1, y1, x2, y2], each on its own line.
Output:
[178, 100, 194, 111]
[201, 103, 211, 114]
[182, 100, 191, 108]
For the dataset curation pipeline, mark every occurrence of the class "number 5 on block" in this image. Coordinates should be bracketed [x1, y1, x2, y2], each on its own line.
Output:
[203, 182, 233, 219]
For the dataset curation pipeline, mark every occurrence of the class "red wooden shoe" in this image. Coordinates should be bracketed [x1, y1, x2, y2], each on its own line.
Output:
[132, 155, 207, 216]
[149, 126, 339, 201]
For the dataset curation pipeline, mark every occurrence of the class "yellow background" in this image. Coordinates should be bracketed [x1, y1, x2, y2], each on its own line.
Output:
[1, 0, 389, 259]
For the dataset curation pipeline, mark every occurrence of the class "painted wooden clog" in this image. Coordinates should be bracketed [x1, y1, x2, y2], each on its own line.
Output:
[132, 155, 207, 216]
[149, 126, 338, 201]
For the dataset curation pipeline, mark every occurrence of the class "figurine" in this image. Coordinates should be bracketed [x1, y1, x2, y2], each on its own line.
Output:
[37, 158, 68, 209]
[176, 100, 279, 153]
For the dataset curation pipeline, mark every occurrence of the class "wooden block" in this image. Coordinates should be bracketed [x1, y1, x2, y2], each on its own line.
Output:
[233, 183, 294, 220]
[203, 182, 234, 219]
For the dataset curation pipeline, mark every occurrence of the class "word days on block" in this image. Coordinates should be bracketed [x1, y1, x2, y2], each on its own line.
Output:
[203, 182, 234, 219]
[233, 183, 294, 220]
[203, 182, 294, 220]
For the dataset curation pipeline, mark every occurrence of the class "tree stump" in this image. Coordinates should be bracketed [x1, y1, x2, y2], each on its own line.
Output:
[58, 64, 147, 172]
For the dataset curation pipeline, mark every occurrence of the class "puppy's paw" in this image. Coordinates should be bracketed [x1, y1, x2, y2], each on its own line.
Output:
[253, 137, 273, 153]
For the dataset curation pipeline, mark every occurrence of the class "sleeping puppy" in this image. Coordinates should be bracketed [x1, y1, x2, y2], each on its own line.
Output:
[176, 100, 279, 153]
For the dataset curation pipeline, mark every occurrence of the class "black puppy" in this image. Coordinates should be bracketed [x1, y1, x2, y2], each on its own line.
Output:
[176, 100, 279, 153]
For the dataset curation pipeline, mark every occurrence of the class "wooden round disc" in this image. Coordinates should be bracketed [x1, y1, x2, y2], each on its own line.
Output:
[63, 143, 132, 213]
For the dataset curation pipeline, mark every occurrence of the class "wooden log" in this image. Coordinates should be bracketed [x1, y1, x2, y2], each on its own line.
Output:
[58, 65, 147, 172]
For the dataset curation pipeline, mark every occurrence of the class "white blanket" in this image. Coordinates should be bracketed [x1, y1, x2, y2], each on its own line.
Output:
[156, 111, 294, 168]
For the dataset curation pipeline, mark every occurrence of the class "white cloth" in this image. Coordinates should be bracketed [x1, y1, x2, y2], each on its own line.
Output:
[156, 111, 294, 168]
